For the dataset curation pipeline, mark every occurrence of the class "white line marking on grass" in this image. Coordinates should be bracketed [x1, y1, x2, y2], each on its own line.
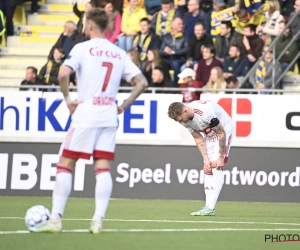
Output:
[1, 217, 300, 227]
[1, 228, 300, 235]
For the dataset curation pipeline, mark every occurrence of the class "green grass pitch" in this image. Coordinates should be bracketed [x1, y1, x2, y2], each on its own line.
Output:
[1, 197, 300, 250]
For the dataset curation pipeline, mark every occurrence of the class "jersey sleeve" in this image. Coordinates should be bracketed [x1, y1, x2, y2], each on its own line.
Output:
[63, 44, 82, 71]
[122, 53, 142, 82]
[182, 123, 194, 133]
[200, 102, 217, 124]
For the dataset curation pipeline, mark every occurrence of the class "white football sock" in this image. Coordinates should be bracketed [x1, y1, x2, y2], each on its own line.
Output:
[204, 174, 213, 207]
[208, 168, 224, 210]
[51, 169, 72, 220]
[92, 171, 113, 221]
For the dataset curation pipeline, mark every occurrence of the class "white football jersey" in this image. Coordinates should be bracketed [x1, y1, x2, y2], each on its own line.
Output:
[63, 38, 141, 128]
[182, 100, 234, 138]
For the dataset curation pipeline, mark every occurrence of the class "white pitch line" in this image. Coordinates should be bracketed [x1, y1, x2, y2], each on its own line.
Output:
[1, 228, 300, 235]
[1, 217, 300, 227]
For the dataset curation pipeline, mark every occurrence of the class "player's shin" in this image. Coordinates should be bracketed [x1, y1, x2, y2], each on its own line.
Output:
[92, 168, 113, 221]
[208, 168, 224, 210]
[204, 174, 213, 207]
[51, 165, 73, 220]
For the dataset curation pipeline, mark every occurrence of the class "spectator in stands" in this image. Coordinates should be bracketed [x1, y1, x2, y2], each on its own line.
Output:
[225, 75, 239, 93]
[143, 48, 171, 83]
[178, 68, 202, 103]
[239, 0, 263, 15]
[0, 0, 17, 36]
[20, 67, 45, 91]
[151, 0, 176, 38]
[206, 0, 238, 39]
[281, 0, 296, 18]
[276, 21, 299, 72]
[48, 21, 82, 60]
[149, 66, 174, 91]
[235, 9, 251, 35]
[223, 45, 250, 78]
[226, 75, 255, 94]
[38, 47, 65, 92]
[256, 0, 284, 39]
[123, 0, 145, 9]
[31, 0, 40, 14]
[118, 0, 147, 52]
[72, 0, 95, 34]
[204, 66, 226, 94]
[100, 0, 122, 44]
[128, 48, 141, 69]
[132, 18, 161, 69]
[145, 0, 161, 20]
[242, 24, 264, 65]
[195, 44, 223, 86]
[249, 45, 282, 90]
[275, 20, 299, 89]
[180, 0, 206, 38]
[181, 22, 213, 71]
[289, 0, 300, 63]
[110, 0, 124, 13]
[215, 21, 242, 62]
[160, 17, 188, 85]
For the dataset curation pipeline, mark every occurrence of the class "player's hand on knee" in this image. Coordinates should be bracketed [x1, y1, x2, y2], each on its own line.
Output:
[216, 156, 224, 169]
[203, 160, 211, 172]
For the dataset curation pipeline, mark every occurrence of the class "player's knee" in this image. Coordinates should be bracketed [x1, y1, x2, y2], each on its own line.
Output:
[59, 156, 76, 169]
[94, 159, 111, 175]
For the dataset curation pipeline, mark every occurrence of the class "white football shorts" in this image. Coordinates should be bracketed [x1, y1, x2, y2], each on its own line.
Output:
[59, 127, 117, 160]
[205, 130, 234, 163]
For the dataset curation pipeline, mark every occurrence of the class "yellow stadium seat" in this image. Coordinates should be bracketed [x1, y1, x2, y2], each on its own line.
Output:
[13, 6, 26, 25]
[0, 36, 6, 47]
[285, 64, 299, 76]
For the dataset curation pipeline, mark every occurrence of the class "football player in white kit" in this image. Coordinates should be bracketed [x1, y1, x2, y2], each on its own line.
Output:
[31, 8, 148, 233]
[168, 100, 234, 216]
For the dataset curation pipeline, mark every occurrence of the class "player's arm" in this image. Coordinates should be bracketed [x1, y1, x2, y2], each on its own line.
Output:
[210, 118, 226, 159]
[191, 130, 210, 163]
[119, 73, 148, 111]
[59, 66, 72, 102]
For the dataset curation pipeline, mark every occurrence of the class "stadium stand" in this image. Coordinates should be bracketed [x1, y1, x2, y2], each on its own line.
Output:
[0, 0, 299, 94]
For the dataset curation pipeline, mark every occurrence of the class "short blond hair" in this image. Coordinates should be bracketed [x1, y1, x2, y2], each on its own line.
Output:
[168, 102, 184, 120]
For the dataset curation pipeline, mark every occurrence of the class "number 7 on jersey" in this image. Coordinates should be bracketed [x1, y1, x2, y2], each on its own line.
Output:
[101, 62, 113, 92]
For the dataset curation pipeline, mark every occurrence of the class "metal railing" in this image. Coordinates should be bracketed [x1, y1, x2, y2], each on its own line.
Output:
[0, 85, 300, 94]
[241, 10, 300, 89]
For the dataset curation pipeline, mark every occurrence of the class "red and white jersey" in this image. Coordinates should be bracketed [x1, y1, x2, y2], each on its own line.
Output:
[63, 38, 141, 128]
[182, 100, 234, 138]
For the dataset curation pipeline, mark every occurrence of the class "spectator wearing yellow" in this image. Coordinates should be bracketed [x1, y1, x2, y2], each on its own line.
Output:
[151, 0, 176, 38]
[39, 48, 65, 92]
[237, 0, 262, 15]
[118, 0, 147, 51]
[123, 0, 145, 9]
[249, 45, 282, 90]
[235, 9, 251, 35]
[256, 0, 284, 39]
[209, 0, 238, 40]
